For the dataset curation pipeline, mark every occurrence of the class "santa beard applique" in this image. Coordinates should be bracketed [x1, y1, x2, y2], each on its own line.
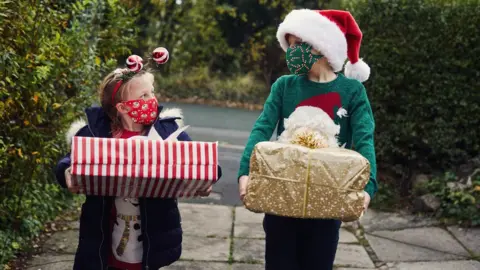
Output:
[111, 198, 143, 263]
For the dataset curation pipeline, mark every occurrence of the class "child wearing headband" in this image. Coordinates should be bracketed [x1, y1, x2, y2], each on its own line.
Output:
[55, 49, 221, 270]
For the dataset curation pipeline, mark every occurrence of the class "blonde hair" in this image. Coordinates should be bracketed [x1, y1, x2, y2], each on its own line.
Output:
[98, 69, 154, 136]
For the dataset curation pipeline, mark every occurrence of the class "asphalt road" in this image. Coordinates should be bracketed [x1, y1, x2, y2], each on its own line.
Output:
[179, 145, 245, 206]
[162, 102, 262, 206]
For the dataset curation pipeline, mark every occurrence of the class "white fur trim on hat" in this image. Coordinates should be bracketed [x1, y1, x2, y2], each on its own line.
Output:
[159, 107, 184, 127]
[276, 9, 347, 72]
[344, 59, 370, 82]
[66, 119, 87, 145]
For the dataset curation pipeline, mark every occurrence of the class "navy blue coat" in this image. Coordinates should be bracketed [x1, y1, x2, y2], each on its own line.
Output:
[55, 105, 221, 270]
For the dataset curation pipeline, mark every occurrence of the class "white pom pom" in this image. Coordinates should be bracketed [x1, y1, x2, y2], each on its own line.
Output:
[344, 59, 370, 82]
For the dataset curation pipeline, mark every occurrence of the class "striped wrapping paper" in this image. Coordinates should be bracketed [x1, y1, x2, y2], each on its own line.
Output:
[69, 136, 218, 198]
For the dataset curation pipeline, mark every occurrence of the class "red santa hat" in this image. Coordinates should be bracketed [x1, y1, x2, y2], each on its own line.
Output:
[277, 9, 370, 82]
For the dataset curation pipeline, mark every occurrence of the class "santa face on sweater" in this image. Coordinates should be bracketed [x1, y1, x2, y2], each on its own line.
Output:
[112, 198, 143, 263]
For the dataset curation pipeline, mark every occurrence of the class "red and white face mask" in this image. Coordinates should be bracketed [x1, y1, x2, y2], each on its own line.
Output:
[122, 98, 158, 125]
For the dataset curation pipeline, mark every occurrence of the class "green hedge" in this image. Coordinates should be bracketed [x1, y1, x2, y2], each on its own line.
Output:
[156, 66, 269, 104]
[0, 0, 138, 266]
[347, 0, 480, 175]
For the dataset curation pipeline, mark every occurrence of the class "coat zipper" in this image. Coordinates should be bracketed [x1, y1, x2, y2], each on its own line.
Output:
[99, 197, 105, 270]
[144, 200, 150, 270]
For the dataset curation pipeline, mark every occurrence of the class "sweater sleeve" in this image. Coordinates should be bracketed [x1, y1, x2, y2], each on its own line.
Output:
[237, 78, 283, 179]
[349, 84, 377, 198]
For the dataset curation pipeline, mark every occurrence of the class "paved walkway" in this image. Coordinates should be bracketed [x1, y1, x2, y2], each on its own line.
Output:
[26, 203, 480, 270]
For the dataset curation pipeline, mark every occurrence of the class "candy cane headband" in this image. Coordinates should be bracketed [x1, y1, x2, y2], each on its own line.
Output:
[111, 47, 169, 103]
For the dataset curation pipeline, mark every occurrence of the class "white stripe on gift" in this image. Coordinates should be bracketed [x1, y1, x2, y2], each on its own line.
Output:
[146, 141, 158, 197]
[75, 137, 83, 191]
[198, 142, 207, 191]
[160, 141, 174, 198]
[109, 139, 115, 196]
[170, 142, 183, 198]
[131, 139, 142, 197]
[124, 139, 133, 196]
[92, 138, 99, 195]
[116, 139, 124, 197]
[85, 137, 91, 195]
[138, 140, 149, 197]
[180, 142, 194, 198]
[101, 139, 107, 195]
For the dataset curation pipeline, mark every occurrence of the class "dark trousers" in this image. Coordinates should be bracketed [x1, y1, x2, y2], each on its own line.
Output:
[263, 214, 341, 270]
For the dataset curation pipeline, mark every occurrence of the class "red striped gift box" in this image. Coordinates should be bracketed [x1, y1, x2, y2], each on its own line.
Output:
[69, 136, 219, 198]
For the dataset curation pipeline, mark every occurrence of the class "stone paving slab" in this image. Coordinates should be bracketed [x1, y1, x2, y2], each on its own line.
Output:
[334, 244, 375, 268]
[43, 230, 79, 254]
[359, 210, 440, 232]
[231, 263, 264, 270]
[368, 227, 470, 257]
[336, 268, 376, 270]
[233, 238, 265, 263]
[164, 261, 231, 270]
[447, 226, 480, 256]
[30, 203, 480, 270]
[181, 235, 230, 261]
[391, 260, 480, 270]
[365, 233, 466, 262]
[180, 203, 232, 238]
[27, 254, 74, 270]
[234, 207, 264, 239]
[339, 228, 358, 243]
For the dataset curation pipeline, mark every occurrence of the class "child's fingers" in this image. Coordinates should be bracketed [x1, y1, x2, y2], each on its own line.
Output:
[238, 176, 249, 201]
[195, 186, 212, 197]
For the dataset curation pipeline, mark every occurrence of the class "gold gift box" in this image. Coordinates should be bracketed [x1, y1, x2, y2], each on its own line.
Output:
[244, 142, 370, 222]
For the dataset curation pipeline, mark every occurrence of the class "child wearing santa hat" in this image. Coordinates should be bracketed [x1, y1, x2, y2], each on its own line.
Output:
[238, 9, 377, 270]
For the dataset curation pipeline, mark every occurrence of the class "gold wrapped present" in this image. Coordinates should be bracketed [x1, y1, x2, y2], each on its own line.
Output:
[244, 142, 370, 222]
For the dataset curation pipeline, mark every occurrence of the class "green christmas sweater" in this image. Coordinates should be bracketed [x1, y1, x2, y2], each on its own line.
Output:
[238, 73, 378, 198]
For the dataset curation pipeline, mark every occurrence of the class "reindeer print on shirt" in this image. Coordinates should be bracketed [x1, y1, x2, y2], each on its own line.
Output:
[111, 198, 143, 263]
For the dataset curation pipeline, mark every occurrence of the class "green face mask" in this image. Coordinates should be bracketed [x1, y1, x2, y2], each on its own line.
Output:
[286, 42, 323, 76]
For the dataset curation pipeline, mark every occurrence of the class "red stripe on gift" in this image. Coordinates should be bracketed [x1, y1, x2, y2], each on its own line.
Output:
[160, 142, 174, 197]
[72, 137, 79, 190]
[88, 138, 94, 194]
[91, 138, 98, 195]
[121, 139, 130, 196]
[213, 142, 218, 180]
[169, 142, 183, 198]
[198, 142, 209, 192]
[151, 141, 163, 197]
[112, 139, 119, 196]
[136, 139, 145, 197]
[134, 139, 142, 197]
[99, 139, 106, 195]
[80, 137, 87, 193]
[110, 138, 116, 196]
[126, 139, 136, 197]
[151, 141, 162, 197]
[145, 140, 154, 197]
[184, 142, 194, 197]
[188, 142, 202, 197]
[116, 139, 125, 196]
[178, 142, 190, 197]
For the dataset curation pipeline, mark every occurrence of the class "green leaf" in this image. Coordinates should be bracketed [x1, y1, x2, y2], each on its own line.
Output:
[11, 242, 20, 249]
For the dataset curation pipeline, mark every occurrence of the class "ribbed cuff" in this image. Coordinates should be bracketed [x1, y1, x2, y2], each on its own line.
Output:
[364, 180, 376, 199]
